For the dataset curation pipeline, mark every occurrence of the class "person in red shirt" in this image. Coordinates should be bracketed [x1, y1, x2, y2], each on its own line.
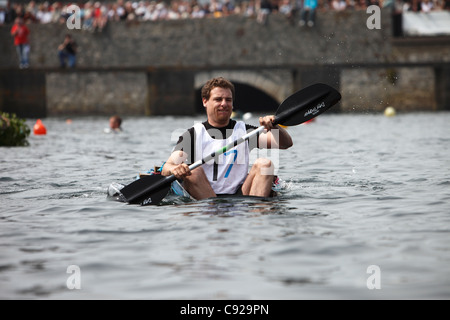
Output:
[93, 2, 107, 32]
[10, 17, 30, 69]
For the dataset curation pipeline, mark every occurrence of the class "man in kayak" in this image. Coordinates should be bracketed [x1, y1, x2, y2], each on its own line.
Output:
[161, 77, 293, 200]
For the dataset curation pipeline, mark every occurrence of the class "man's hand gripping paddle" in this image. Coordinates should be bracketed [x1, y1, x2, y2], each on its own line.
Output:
[119, 83, 341, 205]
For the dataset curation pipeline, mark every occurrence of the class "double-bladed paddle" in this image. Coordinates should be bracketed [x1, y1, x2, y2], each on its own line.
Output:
[119, 83, 341, 205]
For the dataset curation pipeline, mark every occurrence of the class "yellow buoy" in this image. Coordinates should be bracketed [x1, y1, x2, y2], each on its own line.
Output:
[384, 106, 396, 117]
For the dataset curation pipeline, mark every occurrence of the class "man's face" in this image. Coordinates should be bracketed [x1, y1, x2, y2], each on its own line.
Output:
[203, 87, 233, 127]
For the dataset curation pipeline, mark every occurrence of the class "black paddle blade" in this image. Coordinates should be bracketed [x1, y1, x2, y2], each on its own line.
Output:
[274, 83, 341, 126]
[120, 175, 172, 205]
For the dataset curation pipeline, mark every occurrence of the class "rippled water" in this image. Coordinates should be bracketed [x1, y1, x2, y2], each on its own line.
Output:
[1, 113, 449, 299]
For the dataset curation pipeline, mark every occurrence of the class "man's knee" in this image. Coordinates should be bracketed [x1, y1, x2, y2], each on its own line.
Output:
[254, 158, 274, 176]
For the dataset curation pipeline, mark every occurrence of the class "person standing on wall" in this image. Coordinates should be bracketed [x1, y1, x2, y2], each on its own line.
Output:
[10, 17, 30, 69]
[299, 0, 318, 27]
[58, 34, 77, 68]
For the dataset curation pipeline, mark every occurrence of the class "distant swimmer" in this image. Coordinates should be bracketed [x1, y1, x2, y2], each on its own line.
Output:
[104, 115, 122, 133]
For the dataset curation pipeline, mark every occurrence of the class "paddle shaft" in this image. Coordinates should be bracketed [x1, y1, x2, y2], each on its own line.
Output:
[188, 125, 265, 171]
[186, 107, 302, 173]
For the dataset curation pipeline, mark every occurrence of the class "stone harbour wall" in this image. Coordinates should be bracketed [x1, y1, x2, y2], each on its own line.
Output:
[46, 71, 148, 116]
[341, 66, 437, 112]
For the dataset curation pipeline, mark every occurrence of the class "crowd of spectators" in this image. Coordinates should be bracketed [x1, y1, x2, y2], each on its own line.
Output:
[1, 0, 449, 26]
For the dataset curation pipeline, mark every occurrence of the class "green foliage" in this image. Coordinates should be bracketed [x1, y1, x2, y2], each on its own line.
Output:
[0, 112, 31, 147]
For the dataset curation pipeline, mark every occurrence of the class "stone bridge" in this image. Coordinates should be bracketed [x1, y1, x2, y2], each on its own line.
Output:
[0, 9, 449, 117]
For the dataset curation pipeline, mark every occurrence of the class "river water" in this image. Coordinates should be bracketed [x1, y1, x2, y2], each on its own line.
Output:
[1, 112, 449, 300]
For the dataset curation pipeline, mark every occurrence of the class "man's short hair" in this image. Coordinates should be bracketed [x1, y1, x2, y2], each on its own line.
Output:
[201, 77, 235, 101]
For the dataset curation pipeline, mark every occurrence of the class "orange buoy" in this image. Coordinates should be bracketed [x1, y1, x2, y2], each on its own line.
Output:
[33, 119, 47, 135]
